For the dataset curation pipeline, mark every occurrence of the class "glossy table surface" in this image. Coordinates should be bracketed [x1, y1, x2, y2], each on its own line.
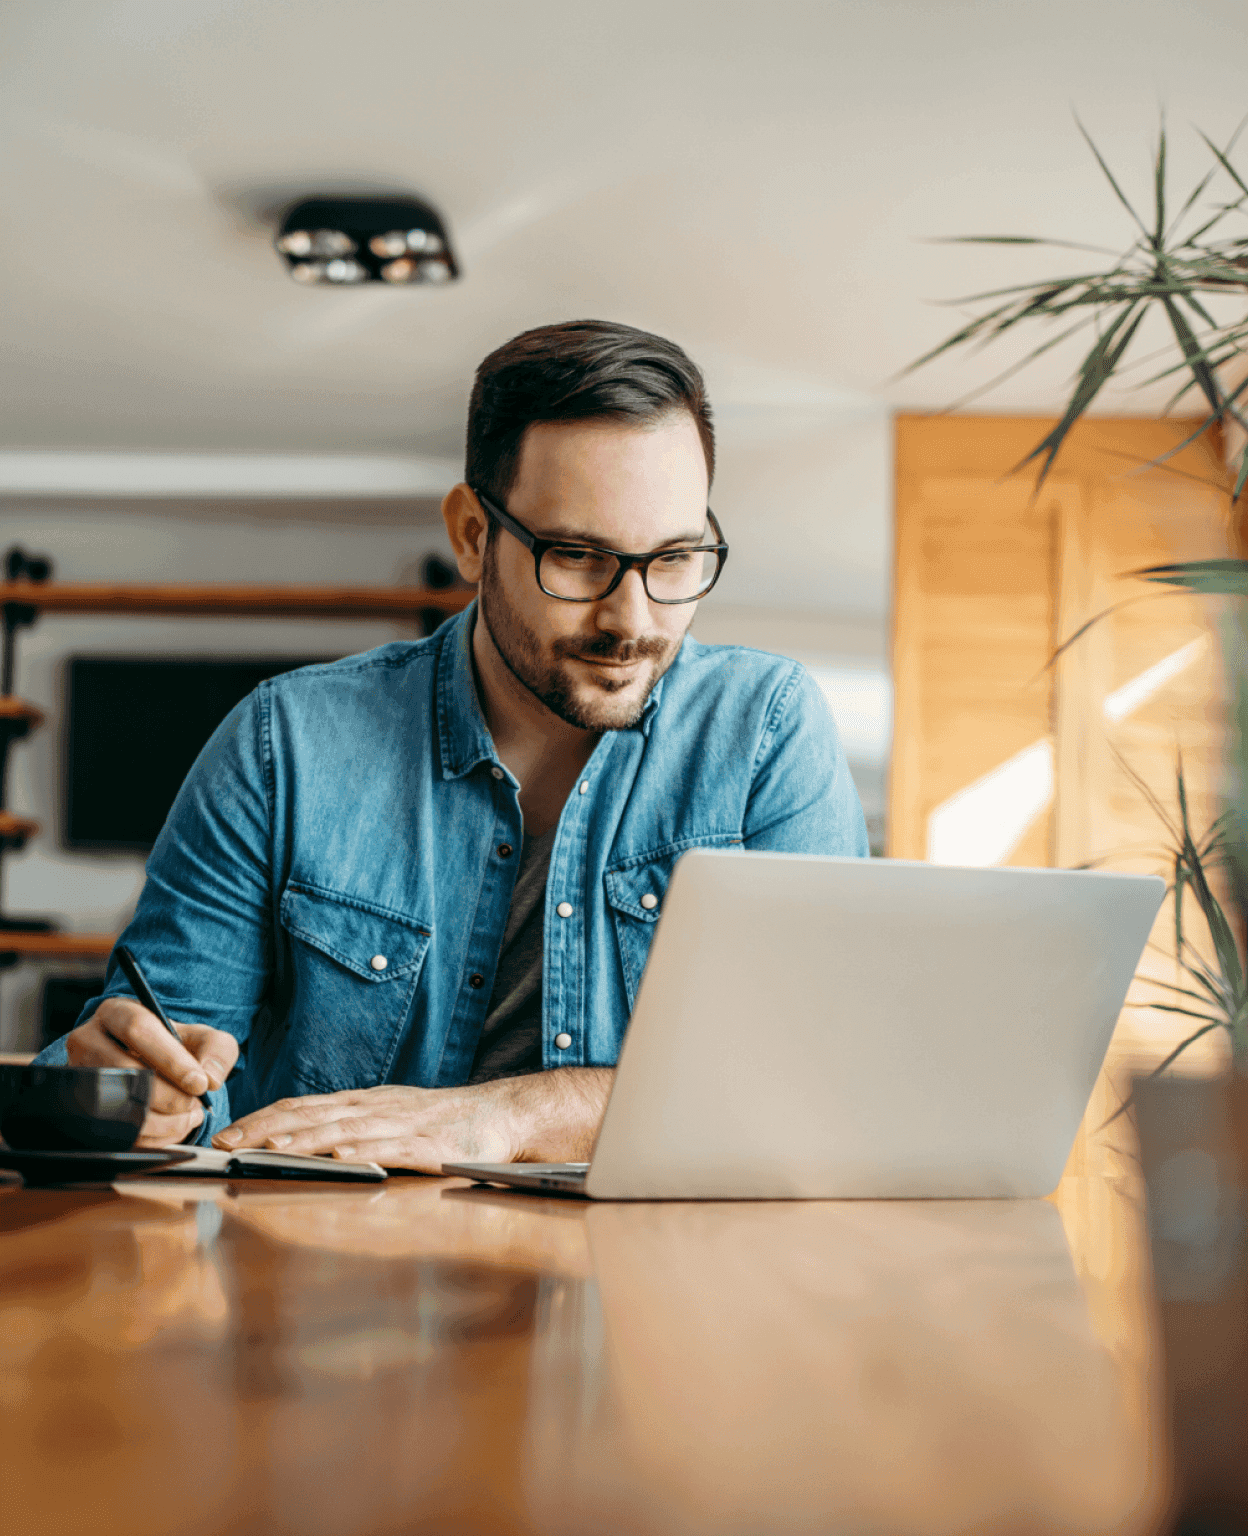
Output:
[0, 1166, 1164, 1536]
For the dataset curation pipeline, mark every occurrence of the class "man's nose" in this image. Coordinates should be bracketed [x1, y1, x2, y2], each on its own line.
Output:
[594, 567, 651, 638]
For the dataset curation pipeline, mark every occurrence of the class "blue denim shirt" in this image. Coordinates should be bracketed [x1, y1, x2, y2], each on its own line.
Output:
[38, 604, 867, 1141]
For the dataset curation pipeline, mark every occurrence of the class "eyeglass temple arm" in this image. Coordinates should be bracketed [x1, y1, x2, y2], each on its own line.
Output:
[474, 491, 537, 550]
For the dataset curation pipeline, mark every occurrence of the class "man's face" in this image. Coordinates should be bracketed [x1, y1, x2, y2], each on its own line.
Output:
[477, 412, 711, 731]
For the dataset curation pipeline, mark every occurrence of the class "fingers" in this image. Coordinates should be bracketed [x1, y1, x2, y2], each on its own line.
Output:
[213, 1091, 360, 1150]
[135, 1100, 204, 1149]
[93, 998, 211, 1098]
[63, 1002, 232, 1151]
[65, 1008, 202, 1116]
[261, 1114, 411, 1157]
[178, 1024, 240, 1092]
[145, 1078, 205, 1117]
[333, 1137, 445, 1174]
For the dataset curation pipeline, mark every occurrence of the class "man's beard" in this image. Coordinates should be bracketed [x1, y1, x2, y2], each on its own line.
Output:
[478, 541, 677, 731]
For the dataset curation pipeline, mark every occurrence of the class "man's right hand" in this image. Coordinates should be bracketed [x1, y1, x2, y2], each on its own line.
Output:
[64, 998, 239, 1147]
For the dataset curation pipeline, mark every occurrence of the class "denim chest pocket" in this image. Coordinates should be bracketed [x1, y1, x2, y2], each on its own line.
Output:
[605, 837, 738, 1009]
[276, 882, 433, 1093]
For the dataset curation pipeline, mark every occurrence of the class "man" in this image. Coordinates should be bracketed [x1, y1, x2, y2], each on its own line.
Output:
[41, 319, 868, 1169]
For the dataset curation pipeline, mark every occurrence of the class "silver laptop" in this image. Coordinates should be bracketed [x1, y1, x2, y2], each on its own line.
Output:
[444, 851, 1164, 1200]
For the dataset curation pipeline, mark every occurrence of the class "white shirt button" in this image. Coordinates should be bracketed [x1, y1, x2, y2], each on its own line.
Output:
[640, 893, 658, 910]
[578, 781, 589, 795]
[491, 766, 504, 780]
[370, 954, 388, 971]
[554, 1033, 572, 1050]
[556, 901, 573, 918]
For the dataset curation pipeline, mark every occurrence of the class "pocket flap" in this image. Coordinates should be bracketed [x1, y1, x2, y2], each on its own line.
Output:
[280, 883, 432, 982]
[604, 851, 683, 924]
[606, 837, 745, 923]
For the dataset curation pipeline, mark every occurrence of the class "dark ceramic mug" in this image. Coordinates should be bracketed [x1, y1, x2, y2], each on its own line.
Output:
[0, 1065, 154, 1152]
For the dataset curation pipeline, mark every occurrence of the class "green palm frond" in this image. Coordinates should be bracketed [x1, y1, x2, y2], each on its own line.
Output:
[1100, 756, 1247, 1130]
[1134, 558, 1248, 597]
[907, 119, 1248, 498]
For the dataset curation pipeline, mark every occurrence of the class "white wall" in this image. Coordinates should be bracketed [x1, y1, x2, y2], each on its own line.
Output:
[708, 406, 892, 618]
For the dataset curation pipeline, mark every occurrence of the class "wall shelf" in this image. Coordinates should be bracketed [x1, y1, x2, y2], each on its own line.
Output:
[0, 582, 473, 621]
[0, 698, 44, 728]
[0, 933, 117, 959]
[0, 812, 41, 850]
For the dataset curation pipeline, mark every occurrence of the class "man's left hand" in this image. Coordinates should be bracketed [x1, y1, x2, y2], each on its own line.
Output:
[212, 1070, 612, 1172]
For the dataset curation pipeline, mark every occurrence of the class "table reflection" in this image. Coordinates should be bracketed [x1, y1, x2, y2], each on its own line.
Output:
[527, 1197, 1153, 1536]
[0, 1174, 1160, 1536]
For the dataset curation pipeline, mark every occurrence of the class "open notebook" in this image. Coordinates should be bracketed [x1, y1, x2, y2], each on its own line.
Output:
[145, 1145, 387, 1182]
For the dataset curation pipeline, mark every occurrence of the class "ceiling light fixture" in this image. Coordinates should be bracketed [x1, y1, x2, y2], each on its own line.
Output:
[274, 196, 459, 287]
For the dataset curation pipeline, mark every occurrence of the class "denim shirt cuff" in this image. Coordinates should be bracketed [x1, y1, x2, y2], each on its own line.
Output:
[31, 1034, 70, 1067]
[193, 1086, 232, 1145]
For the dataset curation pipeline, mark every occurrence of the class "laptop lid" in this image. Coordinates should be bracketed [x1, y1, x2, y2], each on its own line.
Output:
[585, 852, 1164, 1200]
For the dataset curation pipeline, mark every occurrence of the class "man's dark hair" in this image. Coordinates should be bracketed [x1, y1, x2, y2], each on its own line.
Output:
[465, 319, 715, 510]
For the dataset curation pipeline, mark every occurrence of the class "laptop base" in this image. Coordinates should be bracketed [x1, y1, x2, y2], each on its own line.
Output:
[443, 1161, 591, 1195]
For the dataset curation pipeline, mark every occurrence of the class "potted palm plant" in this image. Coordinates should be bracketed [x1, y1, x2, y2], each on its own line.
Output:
[907, 119, 1248, 1530]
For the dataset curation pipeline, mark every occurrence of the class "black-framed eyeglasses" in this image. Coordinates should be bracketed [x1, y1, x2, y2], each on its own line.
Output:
[473, 490, 729, 605]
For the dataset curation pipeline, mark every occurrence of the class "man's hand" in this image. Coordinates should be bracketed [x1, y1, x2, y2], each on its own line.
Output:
[65, 998, 239, 1147]
[212, 1069, 614, 1173]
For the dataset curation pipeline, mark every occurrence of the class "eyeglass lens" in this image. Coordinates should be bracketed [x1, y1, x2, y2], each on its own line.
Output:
[538, 545, 719, 602]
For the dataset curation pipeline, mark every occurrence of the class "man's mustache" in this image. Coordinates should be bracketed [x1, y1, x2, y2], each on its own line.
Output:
[554, 633, 670, 663]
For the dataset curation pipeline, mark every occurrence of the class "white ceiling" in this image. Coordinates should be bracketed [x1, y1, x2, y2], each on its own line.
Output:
[1, 0, 1245, 465]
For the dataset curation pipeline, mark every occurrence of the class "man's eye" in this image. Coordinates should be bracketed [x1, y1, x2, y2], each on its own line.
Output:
[551, 547, 610, 568]
[655, 550, 696, 568]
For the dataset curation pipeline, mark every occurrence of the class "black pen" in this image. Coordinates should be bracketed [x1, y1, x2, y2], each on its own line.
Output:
[114, 944, 214, 1109]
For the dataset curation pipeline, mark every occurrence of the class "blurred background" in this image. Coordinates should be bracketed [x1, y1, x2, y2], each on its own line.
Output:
[0, 0, 1243, 1051]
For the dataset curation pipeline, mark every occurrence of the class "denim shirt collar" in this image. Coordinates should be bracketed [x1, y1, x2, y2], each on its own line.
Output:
[437, 601, 668, 780]
[437, 603, 498, 780]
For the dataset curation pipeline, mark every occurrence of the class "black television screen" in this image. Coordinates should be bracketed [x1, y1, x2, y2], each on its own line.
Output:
[66, 655, 334, 851]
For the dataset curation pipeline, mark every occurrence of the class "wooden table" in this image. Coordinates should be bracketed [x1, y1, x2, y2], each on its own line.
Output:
[0, 1166, 1164, 1536]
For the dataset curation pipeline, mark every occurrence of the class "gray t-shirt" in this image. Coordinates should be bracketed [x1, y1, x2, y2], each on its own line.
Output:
[468, 826, 555, 1083]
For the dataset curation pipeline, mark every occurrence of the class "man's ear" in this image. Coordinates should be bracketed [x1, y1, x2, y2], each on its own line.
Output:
[441, 484, 489, 584]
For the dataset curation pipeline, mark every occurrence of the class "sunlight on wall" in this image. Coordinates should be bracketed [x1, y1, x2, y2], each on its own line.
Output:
[924, 634, 1210, 868]
[926, 740, 1054, 867]
[1102, 635, 1208, 722]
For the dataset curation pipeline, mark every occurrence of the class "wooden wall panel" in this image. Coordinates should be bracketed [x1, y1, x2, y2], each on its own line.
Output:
[891, 414, 1233, 1177]
[891, 463, 1066, 865]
